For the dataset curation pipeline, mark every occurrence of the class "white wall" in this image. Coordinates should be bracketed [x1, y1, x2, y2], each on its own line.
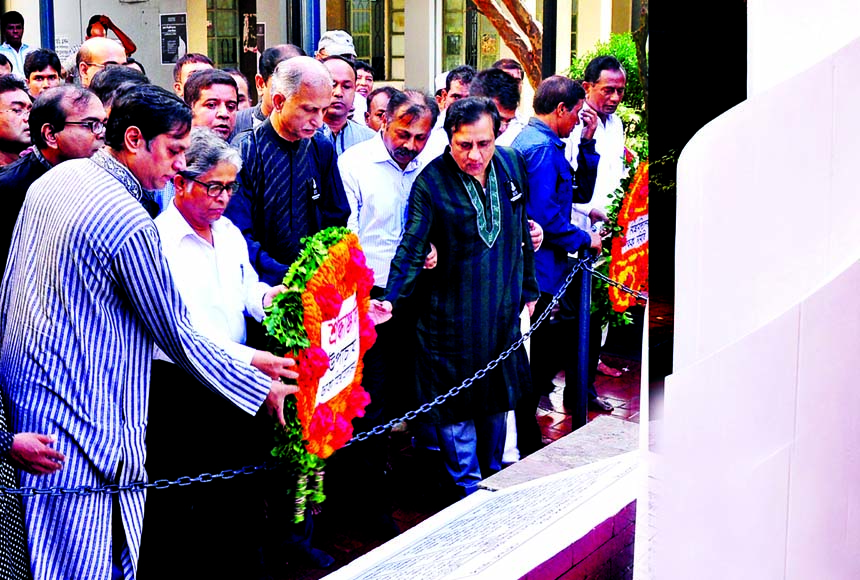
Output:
[748, 0, 860, 96]
[664, 16, 860, 580]
[52, 0, 185, 91]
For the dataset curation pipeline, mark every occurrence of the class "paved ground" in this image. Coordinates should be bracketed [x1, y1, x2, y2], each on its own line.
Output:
[278, 345, 644, 580]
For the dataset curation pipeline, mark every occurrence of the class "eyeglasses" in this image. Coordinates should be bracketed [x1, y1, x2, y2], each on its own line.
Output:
[84, 61, 126, 69]
[64, 120, 106, 135]
[0, 106, 30, 116]
[183, 175, 239, 197]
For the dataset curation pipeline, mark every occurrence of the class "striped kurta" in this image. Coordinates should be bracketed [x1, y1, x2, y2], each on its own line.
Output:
[383, 147, 540, 425]
[0, 151, 272, 580]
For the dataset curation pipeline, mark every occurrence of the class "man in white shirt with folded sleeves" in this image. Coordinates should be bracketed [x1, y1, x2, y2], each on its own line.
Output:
[333, 88, 438, 538]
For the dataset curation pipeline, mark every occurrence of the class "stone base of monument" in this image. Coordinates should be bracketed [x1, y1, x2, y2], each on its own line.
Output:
[323, 415, 641, 580]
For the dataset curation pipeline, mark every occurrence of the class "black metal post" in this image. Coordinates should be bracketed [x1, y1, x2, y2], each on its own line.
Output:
[572, 255, 592, 429]
[541, 0, 557, 79]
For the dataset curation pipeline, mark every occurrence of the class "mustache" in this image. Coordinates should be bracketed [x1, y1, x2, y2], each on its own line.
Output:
[394, 147, 418, 160]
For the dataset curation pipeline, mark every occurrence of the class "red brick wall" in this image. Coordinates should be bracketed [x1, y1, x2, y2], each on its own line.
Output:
[521, 500, 637, 580]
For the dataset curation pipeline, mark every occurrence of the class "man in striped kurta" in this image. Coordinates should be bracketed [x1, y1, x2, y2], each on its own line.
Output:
[376, 97, 539, 497]
[0, 85, 298, 580]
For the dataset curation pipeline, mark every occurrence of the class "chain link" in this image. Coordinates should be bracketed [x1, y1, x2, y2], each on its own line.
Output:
[0, 255, 646, 497]
[0, 462, 281, 498]
[586, 264, 649, 302]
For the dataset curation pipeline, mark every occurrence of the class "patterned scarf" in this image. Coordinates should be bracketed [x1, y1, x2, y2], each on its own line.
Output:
[460, 163, 501, 248]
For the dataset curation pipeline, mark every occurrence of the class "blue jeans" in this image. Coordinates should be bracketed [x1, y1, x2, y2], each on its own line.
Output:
[435, 411, 507, 497]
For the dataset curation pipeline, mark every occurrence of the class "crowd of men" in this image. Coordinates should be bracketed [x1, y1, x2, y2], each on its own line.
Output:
[0, 11, 630, 580]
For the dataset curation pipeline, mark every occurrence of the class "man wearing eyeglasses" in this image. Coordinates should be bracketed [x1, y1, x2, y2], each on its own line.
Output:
[0, 85, 107, 273]
[0, 75, 31, 166]
[0, 83, 298, 580]
[76, 36, 127, 88]
[139, 127, 281, 577]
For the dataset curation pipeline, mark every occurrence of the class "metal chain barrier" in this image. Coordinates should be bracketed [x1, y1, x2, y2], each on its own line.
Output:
[1, 463, 280, 498]
[1, 256, 647, 497]
[587, 264, 649, 302]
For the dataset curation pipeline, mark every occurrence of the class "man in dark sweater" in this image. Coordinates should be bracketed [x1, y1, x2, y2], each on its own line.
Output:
[0, 85, 106, 272]
[223, 55, 349, 571]
[226, 55, 349, 286]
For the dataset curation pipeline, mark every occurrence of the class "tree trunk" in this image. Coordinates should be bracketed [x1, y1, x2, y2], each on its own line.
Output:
[471, 0, 543, 90]
[632, 0, 649, 123]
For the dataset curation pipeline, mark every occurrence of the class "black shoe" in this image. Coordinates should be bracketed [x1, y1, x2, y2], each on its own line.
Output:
[588, 396, 614, 412]
[284, 545, 335, 569]
[365, 512, 401, 541]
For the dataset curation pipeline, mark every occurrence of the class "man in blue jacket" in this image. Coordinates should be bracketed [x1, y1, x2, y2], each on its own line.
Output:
[511, 75, 602, 456]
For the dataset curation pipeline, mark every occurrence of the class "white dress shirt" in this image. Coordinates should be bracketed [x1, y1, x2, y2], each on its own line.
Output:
[338, 131, 430, 287]
[153, 201, 271, 365]
[566, 106, 626, 230]
[0, 42, 36, 79]
[494, 111, 528, 147]
[421, 109, 449, 163]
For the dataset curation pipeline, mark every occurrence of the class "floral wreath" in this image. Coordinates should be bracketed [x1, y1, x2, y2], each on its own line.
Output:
[263, 227, 376, 521]
[608, 160, 649, 313]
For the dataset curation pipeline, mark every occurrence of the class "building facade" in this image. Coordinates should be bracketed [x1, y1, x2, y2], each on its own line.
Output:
[7, 0, 634, 104]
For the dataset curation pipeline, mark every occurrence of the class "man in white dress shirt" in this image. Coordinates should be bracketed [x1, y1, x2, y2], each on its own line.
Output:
[333, 89, 439, 538]
[140, 127, 291, 579]
[565, 54, 629, 411]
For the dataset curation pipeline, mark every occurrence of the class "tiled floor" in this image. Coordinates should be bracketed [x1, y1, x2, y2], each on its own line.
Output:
[278, 350, 643, 580]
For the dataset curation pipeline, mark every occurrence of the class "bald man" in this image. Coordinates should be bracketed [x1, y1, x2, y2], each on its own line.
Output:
[226, 56, 349, 285]
[224, 56, 349, 568]
[76, 36, 127, 88]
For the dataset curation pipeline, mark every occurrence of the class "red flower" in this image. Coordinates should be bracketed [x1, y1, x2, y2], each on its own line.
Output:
[300, 346, 330, 380]
[349, 248, 375, 295]
[309, 404, 334, 438]
[315, 283, 344, 320]
[345, 385, 371, 419]
[359, 316, 377, 351]
[329, 415, 353, 449]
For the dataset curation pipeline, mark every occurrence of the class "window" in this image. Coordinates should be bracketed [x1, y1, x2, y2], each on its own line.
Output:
[207, 0, 239, 68]
[345, 0, 389, 79]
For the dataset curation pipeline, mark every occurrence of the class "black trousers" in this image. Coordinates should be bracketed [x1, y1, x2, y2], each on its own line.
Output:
[138, 361, 269, 579]
[516, 268, 602, 456]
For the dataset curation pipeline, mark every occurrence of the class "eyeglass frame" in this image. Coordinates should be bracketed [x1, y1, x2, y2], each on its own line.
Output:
[180, 174, 239, 198]
[83, 60, 127, 69]
[0, 105, 30, 117]
[62, 119, 107, 135]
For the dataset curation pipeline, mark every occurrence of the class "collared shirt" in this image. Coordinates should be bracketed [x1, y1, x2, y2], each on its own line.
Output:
[511, 117, 599, 294]
[151, 180, 175, 215]
[154, 202, 271, 365]
[566, 110, 626, 229]
[494, 111, 528, 147]
[422, 109, 449, 162]
[0, 149, 271, 579]
[338, 131, 429, 287]
[0, 42, 35, 79]
[319, 119, 376, 155]
[351, 93, 368, 126]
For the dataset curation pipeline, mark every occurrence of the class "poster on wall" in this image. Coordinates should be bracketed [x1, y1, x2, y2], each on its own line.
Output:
[160, 13, 187, 65]
[54, 35, 72, 62]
